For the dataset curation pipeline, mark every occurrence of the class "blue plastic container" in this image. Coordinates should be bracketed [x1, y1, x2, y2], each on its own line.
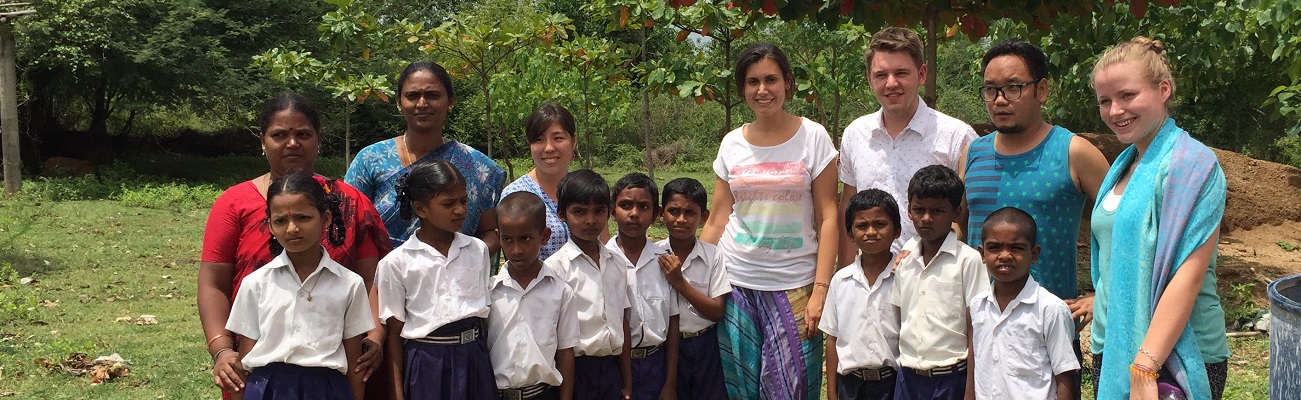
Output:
[1268, 274, 1301, 399]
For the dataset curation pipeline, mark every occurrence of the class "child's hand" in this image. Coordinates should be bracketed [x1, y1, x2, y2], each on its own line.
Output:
[658, 254, 686, 286]
[356, 337, 384, 380]
[892, 250, 911, 271]
[212, 349, 247, 392]
[1064, 294, 1095, 332]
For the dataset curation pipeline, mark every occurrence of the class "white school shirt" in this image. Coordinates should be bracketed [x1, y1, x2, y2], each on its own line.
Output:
[545, 240, 630, 356]
[712, 117, 838, 291]
[889, 231, 990, 370]
[487, 264, 581, 389]
[818, 258, 900, 373]
[375, 233, 491, 338]
[970, 277, 1080, 400]
[655, 239, 731, 334]
[226, 249, 374, 374]
[839, 99, 976, 252]
[606, 238, 679, 348]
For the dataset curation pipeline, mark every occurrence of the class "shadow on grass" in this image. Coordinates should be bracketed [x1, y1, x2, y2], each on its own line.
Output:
[0, 248, 62, 276]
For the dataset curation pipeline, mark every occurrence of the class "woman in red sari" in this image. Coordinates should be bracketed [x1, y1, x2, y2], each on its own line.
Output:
[197, 93, 393, 399]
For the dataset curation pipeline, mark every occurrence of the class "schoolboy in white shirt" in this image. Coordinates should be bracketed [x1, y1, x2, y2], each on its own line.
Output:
[607, 173, 681, 400]
[490, 192, 581, 400]
[655, 177, 730, 400]
[821, 189, 903, 400]
[968, 207, 1079, 400]
[890, 165, 989, 400]
[544, 169, 634, 400]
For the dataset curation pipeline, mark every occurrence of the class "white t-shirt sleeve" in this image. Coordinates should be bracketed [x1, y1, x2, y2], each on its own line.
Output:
[342, 276, 376, 339]
[557, 285, 581, 350]
[225, 276, 262, 340]
[375, 256, 407, 323]
[1045, 298, 1083, 374]
[804, 121, 839, 180]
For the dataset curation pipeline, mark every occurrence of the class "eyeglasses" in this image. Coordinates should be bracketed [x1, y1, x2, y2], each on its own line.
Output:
[980, 78, 1043, 102]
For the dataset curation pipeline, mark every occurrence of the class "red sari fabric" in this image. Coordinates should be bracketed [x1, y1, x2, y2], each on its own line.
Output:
[201, 178, 391, 297]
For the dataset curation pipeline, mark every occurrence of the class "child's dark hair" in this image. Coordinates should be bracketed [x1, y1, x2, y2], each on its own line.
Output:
[844, 188, 902, 236]
[907, 165, 964, 209]
[613, 172, 659, 209]
[259, 92, 321, 134]
[395, 160, 466, 221]
[266, 172, 346, 255]
[661, 177, 707, 211]
[557, 169, 610, 213]
[982, 207, 1038, 244]
[498, 191, 548, 231]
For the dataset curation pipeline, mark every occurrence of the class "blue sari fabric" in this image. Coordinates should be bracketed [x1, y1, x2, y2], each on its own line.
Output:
[345, 138, 506, 248]
[1091, 118, 1226, 399]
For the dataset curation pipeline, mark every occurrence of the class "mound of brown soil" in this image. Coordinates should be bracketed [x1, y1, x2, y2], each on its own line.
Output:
[1077, 132, 1301, 233]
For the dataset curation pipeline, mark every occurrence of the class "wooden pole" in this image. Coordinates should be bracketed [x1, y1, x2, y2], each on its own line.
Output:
[1, 22, 19, 195]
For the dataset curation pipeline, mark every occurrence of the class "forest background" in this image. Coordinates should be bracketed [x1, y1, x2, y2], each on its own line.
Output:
[0, 0, 1296, 398]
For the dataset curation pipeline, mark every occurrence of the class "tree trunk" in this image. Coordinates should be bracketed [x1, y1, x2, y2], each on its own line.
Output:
[119, 109, 138, 137]
[923, 3, 939, 106]
[344, 100, 352, 168]
[722, 39, 733, 139]
[582, 72, 593, 169]
[640, 27, 654, 180]
[482, 73, 494, 159]
[1, 23, 19, 195]
[88, 77, 111, 137]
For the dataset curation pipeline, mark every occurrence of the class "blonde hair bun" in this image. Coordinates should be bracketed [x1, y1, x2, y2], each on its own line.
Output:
[1129, 36, 1166, 55]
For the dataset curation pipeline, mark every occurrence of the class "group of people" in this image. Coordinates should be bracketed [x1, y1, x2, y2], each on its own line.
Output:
[196, 25, 1230, 400]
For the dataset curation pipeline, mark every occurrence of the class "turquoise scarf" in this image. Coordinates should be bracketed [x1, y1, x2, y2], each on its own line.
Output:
[1091, 118, 1224, 399]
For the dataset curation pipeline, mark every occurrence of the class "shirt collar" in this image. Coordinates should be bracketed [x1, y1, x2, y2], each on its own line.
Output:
[607, 237, 667, 269]
[492, 262, 559, 291]
[870, 97, 932, 139]
[399, 232, 473, 258]
[901, 230, 961, 266]
[560, 239, 614, 264]
[980, 275, 1041, 307]
[841, 257, 895, 288]
[265, 246, 344, 277]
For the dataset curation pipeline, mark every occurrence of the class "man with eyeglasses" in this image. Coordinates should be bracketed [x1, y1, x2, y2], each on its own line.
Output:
[958, 38, 1110, 400]
[837, 27, 977, 265]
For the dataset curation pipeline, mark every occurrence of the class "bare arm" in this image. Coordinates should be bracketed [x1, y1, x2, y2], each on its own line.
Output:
[1069, 136, 1111, 204]
[344, 334, 366, 400]
[384, 318, 406, 400]
[660, 316, 680, 400]
[355, 257, 384, 381]
[955, 138, 972, 242]
[1055, 370, 1078, 400]
[1130, 231, 1218, 400]
[835, 184, 858, 268]
[964, 306, 976, 400]
[806, 161, 840, 337]
[700, 177, 733, 245]
[620, 310, 633, 399]
[476, 208, 501, 255]
[557, 347, 575, 400]
[233, 336, 257, 400]
[825, 335, 840, 400]
[199, 261, 245, 392]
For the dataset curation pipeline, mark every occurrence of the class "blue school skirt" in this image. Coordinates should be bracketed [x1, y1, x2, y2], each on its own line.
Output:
[403, 317, 496, 400]
[243, 362, 352, 400]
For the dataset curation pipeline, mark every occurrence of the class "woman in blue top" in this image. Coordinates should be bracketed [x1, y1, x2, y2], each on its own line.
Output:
[500, 102, 578, 260]
[1089, 37, 1229, 400]
[345, 61, 506, 252]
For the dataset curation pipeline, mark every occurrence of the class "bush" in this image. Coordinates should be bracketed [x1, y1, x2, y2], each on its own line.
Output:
[0, 263, 40, 326]
[117, 183, 222, 211]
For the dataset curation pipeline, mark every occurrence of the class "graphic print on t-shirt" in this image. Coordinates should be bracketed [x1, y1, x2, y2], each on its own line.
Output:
[729, 160, 809, 251]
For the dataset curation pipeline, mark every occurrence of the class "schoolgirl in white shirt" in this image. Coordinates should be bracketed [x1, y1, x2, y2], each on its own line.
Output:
[375, 161, 495, 400]
[489, 191, 581, 400]
[225, 172, 374, 400]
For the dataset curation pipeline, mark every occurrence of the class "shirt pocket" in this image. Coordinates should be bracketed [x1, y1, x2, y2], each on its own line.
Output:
[1002, 332, 1048, 381]
[526, 299, 560, 348]
[922, 281, 963, 325]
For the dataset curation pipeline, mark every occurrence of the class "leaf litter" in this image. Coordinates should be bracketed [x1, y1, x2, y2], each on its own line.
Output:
[34, 352, 130, 384]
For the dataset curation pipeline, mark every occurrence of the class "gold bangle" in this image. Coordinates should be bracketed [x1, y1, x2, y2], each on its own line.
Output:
[1129, 363, 1158, 380]
[813, 282, 830, 289]
[206, 334, 227, 349]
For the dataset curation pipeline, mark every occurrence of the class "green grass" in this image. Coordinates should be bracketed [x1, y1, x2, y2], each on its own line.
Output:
[0, 156, 1275, 398]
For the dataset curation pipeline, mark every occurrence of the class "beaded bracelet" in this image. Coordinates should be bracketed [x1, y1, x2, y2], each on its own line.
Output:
[1129, 363, 1159, 380]
[813, 282, 830, 289]
[1138, 346, 1162, 366]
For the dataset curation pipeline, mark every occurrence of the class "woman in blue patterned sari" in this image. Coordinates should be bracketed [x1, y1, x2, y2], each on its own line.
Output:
[345, 61, 506, 252]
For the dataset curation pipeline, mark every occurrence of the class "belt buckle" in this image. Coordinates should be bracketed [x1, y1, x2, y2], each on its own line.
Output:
[503, 389, 523, 400]
[630, 348, 647, 359]
[459, 329, 477, 344]
[682, 330, 700, 338]
[914, 367, 933, 378]
[863, 368, 881, 381]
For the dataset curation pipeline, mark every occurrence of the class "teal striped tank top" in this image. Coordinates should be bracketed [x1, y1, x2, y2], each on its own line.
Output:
[964, 126, 1085, 299]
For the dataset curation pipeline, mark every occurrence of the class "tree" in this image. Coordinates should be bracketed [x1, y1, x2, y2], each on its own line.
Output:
[760, 19, 869, 137]
[554, 36, 635, 170]
[400, 3, 574, 159]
